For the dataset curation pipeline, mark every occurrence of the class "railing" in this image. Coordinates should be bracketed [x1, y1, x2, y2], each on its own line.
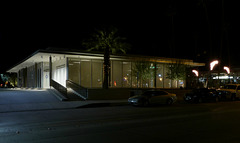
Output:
[66, 80, 88, 100]
[50, 79, 68, 98]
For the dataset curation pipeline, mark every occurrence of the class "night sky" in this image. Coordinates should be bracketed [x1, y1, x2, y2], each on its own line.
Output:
[0, 0, 239, 72]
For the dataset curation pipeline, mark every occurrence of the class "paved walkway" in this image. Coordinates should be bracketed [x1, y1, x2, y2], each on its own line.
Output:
[0, 88, 128, 113]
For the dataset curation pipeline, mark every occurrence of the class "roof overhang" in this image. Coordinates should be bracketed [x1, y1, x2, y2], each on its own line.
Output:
[7, 49, 205, 73]
[6, 49, 106, 73]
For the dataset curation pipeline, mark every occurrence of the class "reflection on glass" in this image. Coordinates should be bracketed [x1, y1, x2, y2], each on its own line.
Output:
[68, 59, 80, 84]
[92, 60, 103, 88]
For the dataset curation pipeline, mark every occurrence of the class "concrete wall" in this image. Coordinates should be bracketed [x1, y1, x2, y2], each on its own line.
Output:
[88, 88, 131, 100]
[87, 88, 190, 103]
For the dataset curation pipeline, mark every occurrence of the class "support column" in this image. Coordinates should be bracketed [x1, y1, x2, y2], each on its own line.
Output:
[34, 63, 37, 88]
[154, 62, 157, 88]
[49, 56, 52, 87]
[66, 57, 69, 81]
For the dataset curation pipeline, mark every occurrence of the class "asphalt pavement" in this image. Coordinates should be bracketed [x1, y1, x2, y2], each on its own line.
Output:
[0, 88, 127, 113]
[2, 100, 240, 143]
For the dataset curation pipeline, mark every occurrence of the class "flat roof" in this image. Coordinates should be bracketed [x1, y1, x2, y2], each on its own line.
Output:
[7, 48, 205, 73]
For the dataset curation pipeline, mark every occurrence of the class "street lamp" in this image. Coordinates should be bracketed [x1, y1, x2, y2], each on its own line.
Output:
[210, 60, 219, 71]
[208, 60, 219, 88]
[223, 66, 230, 74]
[192, 70, 199, 77]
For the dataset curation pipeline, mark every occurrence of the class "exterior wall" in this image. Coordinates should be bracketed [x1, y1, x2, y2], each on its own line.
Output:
[18, 68, 27, 87]
[17, 62, 50, 88]
[26, 64, 36, 88]
[42, 62, 50, 88]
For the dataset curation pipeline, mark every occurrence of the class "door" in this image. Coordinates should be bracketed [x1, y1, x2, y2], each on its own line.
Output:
[43, 71, 50, 88]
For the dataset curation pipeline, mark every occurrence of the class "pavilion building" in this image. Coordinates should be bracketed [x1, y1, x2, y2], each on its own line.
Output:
[7, 48, 205, 100]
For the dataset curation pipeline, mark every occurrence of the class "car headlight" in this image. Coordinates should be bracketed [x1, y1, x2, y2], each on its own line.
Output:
[129, 99, 138, 102]
[185, 96, 191, 100]
[132, 99, 139, 102]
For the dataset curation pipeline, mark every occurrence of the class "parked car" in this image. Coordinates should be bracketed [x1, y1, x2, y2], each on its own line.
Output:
[128, 90, 177, 106]
[218, 84, 240, 101]
[184, 88, 219, 103]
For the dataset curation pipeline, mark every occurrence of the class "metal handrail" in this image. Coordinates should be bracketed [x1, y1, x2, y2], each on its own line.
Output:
[66, 80, 88, 99]
[50, 79, 68, 98]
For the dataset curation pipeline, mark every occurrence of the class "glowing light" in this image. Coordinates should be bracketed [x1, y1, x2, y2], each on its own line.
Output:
[192, 70, 199, 77]
[224, 66, 230, 74]
[210, 60, 219, 71]
[213, 76, 233, 79]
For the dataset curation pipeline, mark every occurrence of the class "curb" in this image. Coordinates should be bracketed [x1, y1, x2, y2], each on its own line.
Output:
[76, 102, 129, 108]
[0, 102, 129, 113]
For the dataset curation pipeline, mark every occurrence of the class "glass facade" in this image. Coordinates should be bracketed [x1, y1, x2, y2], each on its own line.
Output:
[92, 60, 103, 88]
[56, 65, 66, 86]
[112, 61, 123, 87]
[164, 64, 171, 88]
[68, 59, 80, 84]
[149, 63, 155, 88]
[156, 64, 164, 88]
[80, 59, 91, 88]
[123, 62, 131, 87]
[68, 58, 186, 89]
[131, 62, 138, 88]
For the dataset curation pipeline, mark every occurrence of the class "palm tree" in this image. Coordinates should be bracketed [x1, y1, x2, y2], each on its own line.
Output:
[197, 0, 213, 59]
[82, 27, 130, 89]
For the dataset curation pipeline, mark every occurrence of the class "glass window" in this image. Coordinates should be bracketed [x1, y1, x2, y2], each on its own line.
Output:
[164, 64, 171, 88]
[123, 62, 131, 87]
[81, 59, 91, 88]
[56, 65, 66, 86]
[149, 63, 155, 88]
[112, 61, 123, 87]
[172, 80, 178, 88]
[68, 58, 80, 84]
[156, 64, 164, 88]
[92, 60, 103, 88]
[131, 62, 155, 88]
[158, 91, 168, 95]
[131, 62, 138, 88]
[178, 80, 185, 88]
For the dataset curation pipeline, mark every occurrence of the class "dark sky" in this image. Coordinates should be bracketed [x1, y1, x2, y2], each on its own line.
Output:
[0, 0, 239, 72]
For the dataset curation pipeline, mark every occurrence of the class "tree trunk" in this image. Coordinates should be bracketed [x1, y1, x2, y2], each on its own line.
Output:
[103, 46, 110, 89]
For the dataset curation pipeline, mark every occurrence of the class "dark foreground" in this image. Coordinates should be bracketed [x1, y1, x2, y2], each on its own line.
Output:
[1, 101, 240, 143]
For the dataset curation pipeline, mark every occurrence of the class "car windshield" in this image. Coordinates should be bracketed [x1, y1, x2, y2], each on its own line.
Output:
[224, 85, 237, 89]
[142, 91, 154, 96]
